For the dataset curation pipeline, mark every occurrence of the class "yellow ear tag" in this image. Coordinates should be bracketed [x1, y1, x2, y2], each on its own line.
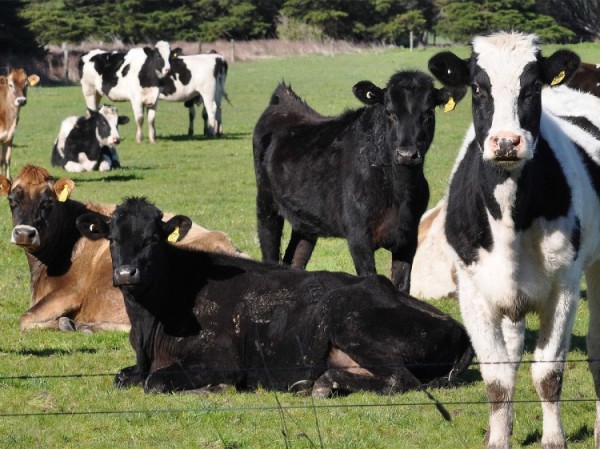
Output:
[58, 184, 69, 202]
[444, 96, 456, 112]
[551, 70, 566, 86]
[167, 226, 180, 243]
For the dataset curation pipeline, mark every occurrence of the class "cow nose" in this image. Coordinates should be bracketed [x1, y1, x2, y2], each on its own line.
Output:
[11, 225, 40, 247]
[490, 132, 521, 159]
[15, 97, 27, 107]
[394, 146, 422, 165]
[112, 136, 121, 144]
[113, 265, 140, 286]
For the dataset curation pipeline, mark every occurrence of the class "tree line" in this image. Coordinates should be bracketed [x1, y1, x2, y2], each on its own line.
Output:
[1, 0, 599, 56]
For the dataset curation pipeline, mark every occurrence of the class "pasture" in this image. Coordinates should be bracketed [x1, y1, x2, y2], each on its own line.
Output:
[1, 42, 600, 448]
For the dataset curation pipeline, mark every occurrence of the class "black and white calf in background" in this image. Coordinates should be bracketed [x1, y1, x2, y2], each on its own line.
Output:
[253, 72, 460, 293]
[428, 31, 600, 449]
[79, 41, 172, 143]
[160, 51, 228, 137]
[51, 105, 129, 172]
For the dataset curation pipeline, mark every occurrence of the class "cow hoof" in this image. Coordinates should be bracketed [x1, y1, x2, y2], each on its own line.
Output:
[58, 317, 76, 331]
[289, 379, 314, 395]
[311, 386, 333, 398]
[75, 322, 94, 334]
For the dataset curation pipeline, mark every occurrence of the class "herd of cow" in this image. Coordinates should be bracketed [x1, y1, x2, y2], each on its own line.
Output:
[2, 31, 600, 448]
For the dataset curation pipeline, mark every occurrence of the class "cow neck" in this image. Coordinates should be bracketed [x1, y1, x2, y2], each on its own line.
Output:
[29, 200, 91, 277]
[387, 163, 425, 201]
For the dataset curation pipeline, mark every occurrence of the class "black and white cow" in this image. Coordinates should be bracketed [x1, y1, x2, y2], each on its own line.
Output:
[77, 196, 473, 395]
[51, 105, 129, 172]
[79, 41, 172, 143]
[160, 52, 228, 137]
[253, 73, 459, 293]
[428, 31, 600, 449]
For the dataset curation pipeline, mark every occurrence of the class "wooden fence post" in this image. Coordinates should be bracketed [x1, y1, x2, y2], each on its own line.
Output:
[62, 42, 69, 79]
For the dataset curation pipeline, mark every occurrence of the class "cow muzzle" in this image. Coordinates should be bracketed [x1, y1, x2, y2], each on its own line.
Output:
[113, 265, 141, 286]
[14, 97, 27, 107]
[486, 132, 525, 166]
[11, 225, 40, 249]
[394, 147, 423, 166]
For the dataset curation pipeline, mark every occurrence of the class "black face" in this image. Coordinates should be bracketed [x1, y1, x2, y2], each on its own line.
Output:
[383, 72, 439, 166]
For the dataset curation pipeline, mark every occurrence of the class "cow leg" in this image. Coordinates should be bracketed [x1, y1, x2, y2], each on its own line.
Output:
[282, 230, 317, 269]
[19, 292, 81, 331]
[312, 367, 422, 398]
[0, 143, 8, 179]
[115, 365, 146, 389]
[131, 101, 145, 143]
[391, 259, 411, 293]
[347, 233, 376, 278]
[203, 100, 218, 137]
[147, 106, 157, 143]
[585, 262, 600, 449]
[256, 191, 284, 263]
[531, 286, 579, 449]
[458, 276, 521, 449]
[187, 104, 195, 136]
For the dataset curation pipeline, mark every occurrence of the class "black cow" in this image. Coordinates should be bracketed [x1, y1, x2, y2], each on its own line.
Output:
[253, 73, 459, 293]
[51, 105, 129, 172]
[77, 197, 473, 395]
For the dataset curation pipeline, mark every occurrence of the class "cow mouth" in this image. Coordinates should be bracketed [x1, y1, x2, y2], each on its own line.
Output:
[394, 154, 423, 166]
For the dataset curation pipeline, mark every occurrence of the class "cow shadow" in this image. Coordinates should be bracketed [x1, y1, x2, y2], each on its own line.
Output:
[70, 173, 144, 183]
[6, 347, 98, 356]
[522, 425, 593, 446]
[159, 132, 248, 142]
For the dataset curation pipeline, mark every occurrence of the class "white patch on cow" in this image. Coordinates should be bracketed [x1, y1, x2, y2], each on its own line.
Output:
[98, 155, 111, 172]
[64, 161, 85, 172]
[55, 116, 79, 158]
[97, 105, 122, 146]
[472, 33, 539, 164]
[155, 40, 172, 77]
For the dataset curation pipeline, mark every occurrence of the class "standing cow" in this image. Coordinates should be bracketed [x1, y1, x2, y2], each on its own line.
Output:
[0, 68, 39, 179]
[428, 31, 600, 449]
[160, 52, 228, 137]
[253, 73, 459, 293]
[0, 165, 247, 332]
[79, 41, 172, 143]
[51, 105, 129, 172]
[77, 196, 473, 394]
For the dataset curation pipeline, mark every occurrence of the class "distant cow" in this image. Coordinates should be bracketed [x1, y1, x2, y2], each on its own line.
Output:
[427, 31, 600, 448]
[79, 41, 173, 144]
[253, 74, 459, 293]
[0, 68, 39, 179]
[77, 196, 473, 394]
[0, 165, 247, 332]
[51, 105, 130, 172]
[160, 52, 228, 137]
[565, 62, 600, 97]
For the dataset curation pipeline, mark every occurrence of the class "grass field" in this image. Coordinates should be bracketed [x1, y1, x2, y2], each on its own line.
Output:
[1, 41, 600, 448]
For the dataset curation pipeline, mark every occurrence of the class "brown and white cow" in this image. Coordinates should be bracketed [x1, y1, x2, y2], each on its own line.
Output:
[0, 164, 247, 332]
[0, 69, 40, 179]
[566, 62, 600, 97]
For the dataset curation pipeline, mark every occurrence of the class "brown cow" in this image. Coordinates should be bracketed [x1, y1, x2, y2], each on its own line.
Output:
[0, 69, 40, 179]
[0, 165, 247, 332]
[566, 62, 600, 97]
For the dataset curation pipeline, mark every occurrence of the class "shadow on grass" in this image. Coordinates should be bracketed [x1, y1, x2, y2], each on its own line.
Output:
[158, 131, 249, 142]
[10, 347, 98, 357]
[522, 424, 592, 446]
[71, 173, 144, 183]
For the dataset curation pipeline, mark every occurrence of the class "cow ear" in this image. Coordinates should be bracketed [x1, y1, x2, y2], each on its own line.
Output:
[435, 86, 468, 112]
[28, 74, 40, 87]
[118, 115, 130, 125]
[171, 48, 182, 58]
[76, 212, 110, 240]
[163, 215, 192, 243]
[353, 81, 384, 105]
[54, 178, 75, 202]
[428, 52, 470, 88]
[541, 49, 581, 86]
[0, 175, 11, 196]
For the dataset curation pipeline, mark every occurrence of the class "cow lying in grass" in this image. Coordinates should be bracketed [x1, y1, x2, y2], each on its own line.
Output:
[0, 165, 246, 332]
[77, 196, 473, 395]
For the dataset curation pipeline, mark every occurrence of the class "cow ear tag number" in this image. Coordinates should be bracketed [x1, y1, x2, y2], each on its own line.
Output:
[58, 184, 70, 202]
[168, 226, 180, 242]
[444, 96, 456, 112]
[551, 70, 566, 86]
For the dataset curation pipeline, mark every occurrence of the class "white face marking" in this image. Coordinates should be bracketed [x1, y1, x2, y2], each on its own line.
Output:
[155, 41, 172, 77]
[472, 32, 539, 167]
[97, 105, 122, 146]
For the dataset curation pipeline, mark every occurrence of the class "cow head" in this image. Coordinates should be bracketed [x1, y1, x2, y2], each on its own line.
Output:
[77, 197, 191, 290]
[93, 105, 130, 146]
[0, 68, 40, 107]
[145, 40, 173, 79]
[0, 165, 74, 252]
[352, 70, 461, 166]
[428, 31, 580, 171]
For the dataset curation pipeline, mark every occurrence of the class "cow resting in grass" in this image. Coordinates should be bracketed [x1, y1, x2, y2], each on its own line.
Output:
[79, 41, 173, 143]
[51, 105, 130, 172]
[160, 52, 228, 137]
[253, 73, 460, 293]
[0, 68, 39, 179]
[77, 196, 473, 395]
[428, 31, 600, 448]
[0, 165, 246, 332]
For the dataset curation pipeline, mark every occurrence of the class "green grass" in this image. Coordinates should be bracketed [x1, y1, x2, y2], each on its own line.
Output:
[1, 42, 600, 448]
